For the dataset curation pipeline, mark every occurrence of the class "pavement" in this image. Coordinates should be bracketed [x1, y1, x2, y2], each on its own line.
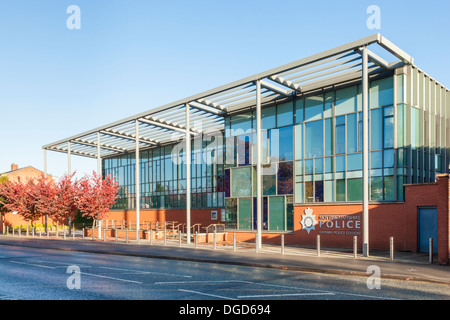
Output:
[0, 234, 449, 286]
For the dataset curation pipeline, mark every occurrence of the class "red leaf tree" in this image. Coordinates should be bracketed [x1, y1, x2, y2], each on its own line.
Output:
[77, 172, 120, 221]
[50, 173, 79, 225]
[0, 178, 42, 224]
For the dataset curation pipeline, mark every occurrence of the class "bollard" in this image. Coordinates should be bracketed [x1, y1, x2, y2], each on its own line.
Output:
[6, 226, 9, 236]
[73, 228, 75, 240]
[255, 233, 259, 253]
[103, 229, 106, 242]
[389, 237, 394, 261]
[26, 225, 29, 237]
[429, 238, 433, 263]
[13, 226, 15, 237]
[213, 229, 217, 250]
[19, 227, 21, 237]
[195, 231, 198, 248]
[40, 229, 42, 238]
[353, 236, 358, 258]
[164, 224, 167, 246]
[317, 235, 321, 257]
[126, 229, 129, 243]
[233, 233, 236, 251]
[179, 231, 182, 247]
[281, 234, 285, 255]
[150, 228, 153, 245]
[82, 228, 85, 240]
[115, 229, 118, 242]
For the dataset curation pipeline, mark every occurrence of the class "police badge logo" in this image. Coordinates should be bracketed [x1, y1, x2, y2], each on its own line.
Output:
[300, 208, 317, 234]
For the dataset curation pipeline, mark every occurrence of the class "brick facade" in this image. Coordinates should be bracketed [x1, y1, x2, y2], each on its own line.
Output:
[102, 175, 450, 265]
[0, 164, 54, 231]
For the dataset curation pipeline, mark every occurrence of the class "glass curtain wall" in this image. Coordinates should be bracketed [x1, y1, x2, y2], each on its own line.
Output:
[103, 138, 225, 210]
[224, 102, 295, 231]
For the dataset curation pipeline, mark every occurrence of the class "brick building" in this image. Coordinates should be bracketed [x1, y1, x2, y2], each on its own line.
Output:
[43, 34, 450, 264]
[0, 163, 53, 231]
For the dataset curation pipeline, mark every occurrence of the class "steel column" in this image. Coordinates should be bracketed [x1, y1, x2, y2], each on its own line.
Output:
[44, 149, 48, 233]
[97, 132, 101, 174]
[362, 47, 370, 257]
[135, 120, 140, 242]
[256, 79, 262, 249]
[97, 132, 102, 238]
[67, 141, 71, 175]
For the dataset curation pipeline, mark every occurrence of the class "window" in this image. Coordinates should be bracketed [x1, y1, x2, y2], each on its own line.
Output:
[277, 102, 293, 127]
[305, 95, 323, 121]
[370, 77, 393, 108]
[231, 167, 252, 197]
[277, 162, 293, 195]
[305, 120, 323, 158]
[336, 86, 357, 115]
[336, 116, 345, 154]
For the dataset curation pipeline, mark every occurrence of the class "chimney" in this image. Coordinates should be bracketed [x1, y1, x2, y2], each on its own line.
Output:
[11, 163, 18, 171]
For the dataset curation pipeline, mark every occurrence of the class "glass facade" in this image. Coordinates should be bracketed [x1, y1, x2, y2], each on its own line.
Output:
[103, 140, 225, 210]
[102, 69, 450, 234]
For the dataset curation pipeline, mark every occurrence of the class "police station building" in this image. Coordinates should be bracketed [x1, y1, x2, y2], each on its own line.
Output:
[44, 34, 450, 264]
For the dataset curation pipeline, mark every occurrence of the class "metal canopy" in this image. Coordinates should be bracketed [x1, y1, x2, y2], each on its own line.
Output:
[43, 33, 416, 159]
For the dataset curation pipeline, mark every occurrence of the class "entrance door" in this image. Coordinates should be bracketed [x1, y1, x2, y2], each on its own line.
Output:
[418, 207, 437, 253]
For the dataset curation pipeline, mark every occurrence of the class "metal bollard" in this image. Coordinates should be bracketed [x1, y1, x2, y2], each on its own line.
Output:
[13, 227, 15, 237]
[233, 233, 236, 251]
[64, 228, 66, 240]
[353, 236, 358, 258]
[19, 227, 21, 237]
[126, 229, 129, 243]
[179, 231, 182, 247]
[115, 229, 118, 242]
[429, 238, 434, 263]
[164, 225, 167, 246]
[213, 230, 217, 250]
[317, 235, 320, 257]
[281, 234, 285, 255]
[389, 237, 394, 261]
[150, 228, 153, 245]
[103, 229, 106, 242]
[195, 231, 198, 248]
[255, 233, 259, 253]
[40, 229, 42, 238]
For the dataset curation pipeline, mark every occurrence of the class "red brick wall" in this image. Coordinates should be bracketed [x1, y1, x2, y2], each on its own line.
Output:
[103, 208, 224, 231]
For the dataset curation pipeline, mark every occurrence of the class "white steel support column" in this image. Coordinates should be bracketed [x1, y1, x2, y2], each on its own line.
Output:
[67, 141, 71, 175]
[135, 120, 140, 242]
[362, 47, 370, 257]
[44, 149, 48, 233]
[186, 103, 191, 244]
[97, 132, 102, 238]
[97, 132, 101, 175]
[256, 79, 262, 250]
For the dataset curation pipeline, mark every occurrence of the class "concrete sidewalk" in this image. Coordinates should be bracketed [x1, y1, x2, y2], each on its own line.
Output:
[0, 235, 449, 285]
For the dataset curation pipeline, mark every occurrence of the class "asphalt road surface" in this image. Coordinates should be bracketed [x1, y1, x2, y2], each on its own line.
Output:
[0, 244, 448, 302]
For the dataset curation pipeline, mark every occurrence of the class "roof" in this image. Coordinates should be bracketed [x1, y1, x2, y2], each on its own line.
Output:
[43, 33, 418, 159]
[0, 166, 47, 177]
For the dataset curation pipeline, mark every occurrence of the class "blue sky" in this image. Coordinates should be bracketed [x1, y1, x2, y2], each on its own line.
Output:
[0, 0, 449, 178]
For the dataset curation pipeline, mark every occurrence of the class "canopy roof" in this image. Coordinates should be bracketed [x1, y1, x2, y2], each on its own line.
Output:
[43, 33, 418, 159]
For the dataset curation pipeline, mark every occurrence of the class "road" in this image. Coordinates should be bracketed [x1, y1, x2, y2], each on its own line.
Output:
[0, 244, 448, 302]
